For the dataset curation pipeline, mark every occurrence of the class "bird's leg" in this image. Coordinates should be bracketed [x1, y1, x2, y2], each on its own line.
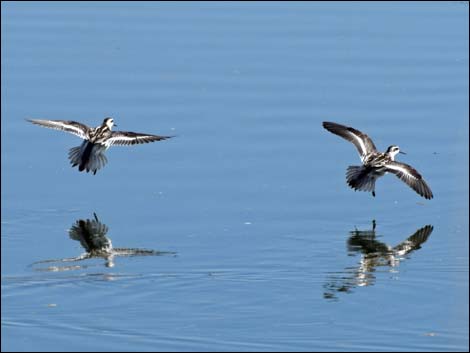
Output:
[372, 191, 376, 197]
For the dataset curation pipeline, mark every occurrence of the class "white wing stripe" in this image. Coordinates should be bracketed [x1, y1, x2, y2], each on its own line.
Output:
[385, 163, 419, 179]
[28, 119, 88, 139]
[349, 132, 368, 157]
[103, 133, 169, 146]
[49, 121, 87, 136]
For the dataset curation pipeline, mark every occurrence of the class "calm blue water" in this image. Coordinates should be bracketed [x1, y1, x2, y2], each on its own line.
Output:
[2, 2, 468, 352]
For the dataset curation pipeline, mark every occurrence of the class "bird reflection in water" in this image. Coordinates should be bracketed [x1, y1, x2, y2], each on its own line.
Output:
[323, 220, 433, 300]
[31, 213, 175, 271]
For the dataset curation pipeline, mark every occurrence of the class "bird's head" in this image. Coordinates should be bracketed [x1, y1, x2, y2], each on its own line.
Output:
[386, 145, 406, 160]
[103, 117, 116, 129]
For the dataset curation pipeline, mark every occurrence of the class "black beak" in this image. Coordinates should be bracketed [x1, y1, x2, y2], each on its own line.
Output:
[399, 150, 406, 155]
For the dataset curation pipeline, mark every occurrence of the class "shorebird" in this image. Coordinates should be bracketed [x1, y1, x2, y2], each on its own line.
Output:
[322, 121, 433, 199]
[323, 221, 433, 299]
[30, 213, 175, 270]
[27, 117, 173, 175]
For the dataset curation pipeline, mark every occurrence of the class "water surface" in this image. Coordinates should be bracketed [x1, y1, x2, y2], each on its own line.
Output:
[2, 2, 469, 352]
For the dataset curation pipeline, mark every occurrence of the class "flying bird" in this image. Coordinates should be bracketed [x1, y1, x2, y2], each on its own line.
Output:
[28, 117, 173, 174]
[322, 121, 433, 199]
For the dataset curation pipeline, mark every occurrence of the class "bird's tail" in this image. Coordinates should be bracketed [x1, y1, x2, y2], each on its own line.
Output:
[346, 165, 376, 195]
[69, 146, 82, 168]
[68, 143, 108, 175]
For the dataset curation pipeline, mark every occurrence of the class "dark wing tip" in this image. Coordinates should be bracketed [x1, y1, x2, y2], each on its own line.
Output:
[423, 187, 434, 200]
[387, 162, 434, 200]
[322, 121, 351, 135]
[322, 121, 340, 130]
[322, 122, 344, 135]
[410, 179, 434, 200]
[414, 178, 433, 200]
[145, 134, 174, 142]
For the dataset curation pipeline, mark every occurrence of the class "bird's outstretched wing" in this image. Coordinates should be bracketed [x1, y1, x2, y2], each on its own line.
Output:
[105, 131, 173, 146]
[393, 225, 433, 255]
[27, 119, 90, 140]
[385, 161, 433, 200]
[323, 121, 377, 158]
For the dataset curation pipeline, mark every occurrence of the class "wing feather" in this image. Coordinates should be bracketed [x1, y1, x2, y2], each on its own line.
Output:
[27, 119, 89, 139]
[323, 121, 377, 158]
[386, 161, 433, 199]
[105, 131, 173, 146]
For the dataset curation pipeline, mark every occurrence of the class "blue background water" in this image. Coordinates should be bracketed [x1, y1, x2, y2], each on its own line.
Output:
[2, 2, 468, 351]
